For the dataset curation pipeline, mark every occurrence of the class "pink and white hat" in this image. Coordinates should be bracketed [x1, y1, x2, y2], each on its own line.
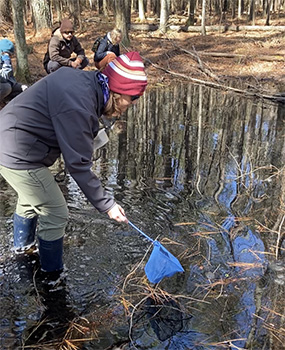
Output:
[102, 51, 147, 96]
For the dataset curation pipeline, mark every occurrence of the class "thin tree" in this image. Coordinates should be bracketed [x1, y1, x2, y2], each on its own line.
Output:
[114, 0, 130, 47]
[186, 0, 196, 26]
[138, 0, 146, 21]
[159, 0, 170, 33]
[11, 0, 30, 83]
[201, 0, 207, 35]
[265, 0, 272, 25]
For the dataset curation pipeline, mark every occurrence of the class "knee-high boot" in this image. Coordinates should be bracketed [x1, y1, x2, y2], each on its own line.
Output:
[38, 237, 63, 273]
[13, 213, 37, 253]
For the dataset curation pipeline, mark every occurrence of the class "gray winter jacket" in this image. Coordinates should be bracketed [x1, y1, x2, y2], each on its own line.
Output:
[0, 67, 115, 213]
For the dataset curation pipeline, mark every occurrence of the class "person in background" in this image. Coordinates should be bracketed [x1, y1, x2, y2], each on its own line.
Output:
[0, 51, 147, 278]
[0, 39, 28, 103]
[44, 18, 89, 74]
[94, 28, 122, 70]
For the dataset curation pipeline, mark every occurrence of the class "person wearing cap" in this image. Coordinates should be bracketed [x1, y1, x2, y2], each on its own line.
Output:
[44, 18, 89, 74]
[0, 51, 147, 277]
[93, 28, 122, 70]
[0, 38, 28, 103]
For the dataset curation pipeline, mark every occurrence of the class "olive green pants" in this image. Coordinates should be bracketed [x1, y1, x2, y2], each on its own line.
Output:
[0, 166, 68, 241]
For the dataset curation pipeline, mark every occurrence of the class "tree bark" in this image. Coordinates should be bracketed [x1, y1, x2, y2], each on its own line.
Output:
[68, 0, 81, 29]
[11, 0, 30, 83]
[114, 0, 130, 46]
[31, 0, 52, 32]
[159, 0, 169, 33]
[0, 0, 12, 24]
[201, 0, 207, 35]
[186, 0, 196, 26]
[138, 0, 146, 21]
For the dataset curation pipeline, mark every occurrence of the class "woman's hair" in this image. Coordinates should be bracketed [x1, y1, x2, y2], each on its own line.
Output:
[103, 91, 123, 117]
[110, 28, 122, 43]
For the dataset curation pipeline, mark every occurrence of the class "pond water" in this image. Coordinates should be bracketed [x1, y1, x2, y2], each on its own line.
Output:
[0, 82, 284, 350]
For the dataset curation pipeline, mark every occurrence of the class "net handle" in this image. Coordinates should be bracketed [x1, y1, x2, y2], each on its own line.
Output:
[128, 221, 154, 243]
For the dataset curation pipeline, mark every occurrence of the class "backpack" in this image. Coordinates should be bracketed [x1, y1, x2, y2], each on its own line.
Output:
[91, 37, 102, 54]
[43, 48, 50, 73]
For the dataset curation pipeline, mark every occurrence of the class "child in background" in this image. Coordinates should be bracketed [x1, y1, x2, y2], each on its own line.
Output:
[93, 28, 122, 70]
[0, 39, 28, 103]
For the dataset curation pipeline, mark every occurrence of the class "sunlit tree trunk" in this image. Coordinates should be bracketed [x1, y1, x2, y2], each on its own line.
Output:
[238, 0, 242, 18]
[103, 0, 108, 16]
[11, 0, 30, 83]
[138, 0, 146, 21]
[114, 0, 130, 46]
[31, 0, 52, 32]
[201, 0, 207, 35]
[159, 0, 169, 33]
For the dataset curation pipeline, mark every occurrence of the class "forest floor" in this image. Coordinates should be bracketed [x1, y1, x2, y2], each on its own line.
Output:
[1, 11, 285, 98]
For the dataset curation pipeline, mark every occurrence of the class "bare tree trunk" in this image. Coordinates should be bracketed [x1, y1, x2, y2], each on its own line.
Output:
[11, 0, 30, 83]
[248, 0, 255, 23]
[265, 0, 272, 25]
[68, 0, 81, 29]
[103, 0, 108, 16]
[31, 0, 52, 33]
[159, 0, 169, 33]
[201, 0, 207, 35]
[0, 0, 12, 24]
[114, 0, 130, 46]
[52, 0, 62, 23]
[238, 0, 242, 18]
[186, 0, 195, 25]
[231, 0, 236, 18]
[138, 0, 146, 21]
[146, 0, 152, 14]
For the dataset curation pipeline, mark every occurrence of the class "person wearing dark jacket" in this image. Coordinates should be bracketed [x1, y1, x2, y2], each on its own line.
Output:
[0, 51, 147, 276]
[94, 28, 122, 70]
[44, 18, 89, 74]
[0, 39, 28, 102]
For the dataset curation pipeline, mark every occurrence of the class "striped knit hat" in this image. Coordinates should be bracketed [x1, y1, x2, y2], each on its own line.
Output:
[102, 51, 147, 96]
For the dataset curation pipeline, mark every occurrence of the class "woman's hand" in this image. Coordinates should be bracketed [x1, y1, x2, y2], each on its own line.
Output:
[107, 203, 128, 223]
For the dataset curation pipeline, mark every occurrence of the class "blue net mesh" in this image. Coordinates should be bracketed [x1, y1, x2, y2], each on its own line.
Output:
[145, 241, 184, 284]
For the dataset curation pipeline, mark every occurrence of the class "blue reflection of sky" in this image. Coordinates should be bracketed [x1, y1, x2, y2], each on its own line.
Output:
[213, 133, 219, 149]
[261, 120, 269, 142]
[189, 213, 267, 349]
[217, 165, 237, 209]
[255, 114, 261, 130]
[231, 227, 266, 348]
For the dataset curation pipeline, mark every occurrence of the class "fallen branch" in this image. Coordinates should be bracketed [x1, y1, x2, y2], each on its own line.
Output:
[195, 51, 284, 62]
[182, 24, 285, 32]
[143, 55, 285, 102]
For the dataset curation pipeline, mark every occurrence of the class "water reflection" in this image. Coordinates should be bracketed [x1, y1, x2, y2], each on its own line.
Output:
[0, 82, 284, 349]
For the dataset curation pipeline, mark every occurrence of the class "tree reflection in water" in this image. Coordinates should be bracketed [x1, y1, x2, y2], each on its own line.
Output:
[0, 83, 284, 349]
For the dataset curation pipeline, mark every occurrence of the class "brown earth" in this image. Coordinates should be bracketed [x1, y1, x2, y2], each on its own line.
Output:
[1, 12, 285, 95]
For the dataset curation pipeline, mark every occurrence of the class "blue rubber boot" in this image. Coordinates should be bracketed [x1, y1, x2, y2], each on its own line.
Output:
[38, 237, 64, 273]
[14, 213, 37, 254]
